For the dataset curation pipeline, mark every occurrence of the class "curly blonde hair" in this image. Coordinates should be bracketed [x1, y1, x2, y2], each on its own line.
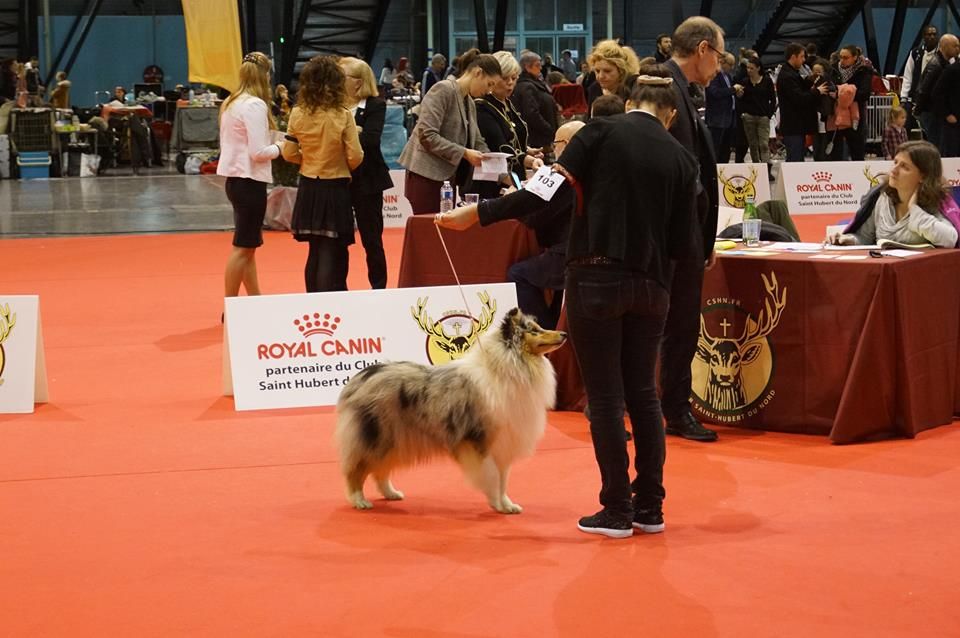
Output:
[587, 40, 640, 92]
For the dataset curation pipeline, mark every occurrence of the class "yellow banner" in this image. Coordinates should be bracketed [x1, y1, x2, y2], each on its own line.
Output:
[181, 0, 242, 93]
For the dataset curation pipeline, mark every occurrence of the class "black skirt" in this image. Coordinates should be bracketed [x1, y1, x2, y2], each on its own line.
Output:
[291, 176, 354, 243]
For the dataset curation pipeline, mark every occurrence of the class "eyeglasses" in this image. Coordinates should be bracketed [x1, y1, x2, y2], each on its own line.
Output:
[705, 42, 726, 62]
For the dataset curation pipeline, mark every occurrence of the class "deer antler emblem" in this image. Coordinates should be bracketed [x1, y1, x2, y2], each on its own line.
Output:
[863, 165, 889, 188]
[696, 273, 787, 411]
[411, 292, 497, 363]
[0, 303, 16, 382]
[718, 166, 759, 209]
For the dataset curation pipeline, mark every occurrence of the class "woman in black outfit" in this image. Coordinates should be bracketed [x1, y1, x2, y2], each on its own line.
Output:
[737, 57, 777, 167]
[341, 56, 393, 289]
[555, 73, 698, 539]
[474, 51, 542, 199]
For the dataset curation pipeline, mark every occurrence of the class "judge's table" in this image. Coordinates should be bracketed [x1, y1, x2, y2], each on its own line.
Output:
[553, 244, 960, 443]
[397, 215, 540, 288]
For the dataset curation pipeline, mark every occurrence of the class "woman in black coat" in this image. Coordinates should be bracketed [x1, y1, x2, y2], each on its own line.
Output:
[474, 51, 542, 199]
[341, 57, 394, 289]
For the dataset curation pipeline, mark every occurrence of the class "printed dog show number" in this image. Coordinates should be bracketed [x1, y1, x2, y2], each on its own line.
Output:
[524, 166, 565, 201]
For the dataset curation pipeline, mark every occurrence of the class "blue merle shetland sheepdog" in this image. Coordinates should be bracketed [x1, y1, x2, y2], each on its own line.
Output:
[334, 308, 566, 514]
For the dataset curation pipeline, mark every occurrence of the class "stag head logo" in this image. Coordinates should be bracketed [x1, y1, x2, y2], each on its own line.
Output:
[863, 165, 887, 188]
[692, 273, 787, 413]
[0, 303, 16, 385]
[718, 166, 758, 209]
[411, 292, 497, 365]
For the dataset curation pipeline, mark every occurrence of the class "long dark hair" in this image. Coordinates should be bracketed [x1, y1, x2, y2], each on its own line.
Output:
[298, 55, 346, 112]
[884, 140, 948, 212]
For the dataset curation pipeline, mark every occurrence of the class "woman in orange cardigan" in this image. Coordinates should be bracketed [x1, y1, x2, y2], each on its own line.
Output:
[282, 55, 364, 292]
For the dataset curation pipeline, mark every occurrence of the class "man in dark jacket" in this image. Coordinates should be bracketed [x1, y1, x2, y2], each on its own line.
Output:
[661, 16, 724, 442]
[900, 25, 939, 111]
[705, 52, 741, 163]
[511, 51, 559, 150]
[915, 34, 960, 149]
[776, 43, 826, 161]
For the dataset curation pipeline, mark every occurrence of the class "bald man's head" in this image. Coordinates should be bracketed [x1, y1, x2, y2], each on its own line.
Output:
[553, 121, 586, 157]
[940, 34, 959, 60]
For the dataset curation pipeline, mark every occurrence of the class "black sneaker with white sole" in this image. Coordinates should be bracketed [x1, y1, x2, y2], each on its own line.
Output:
[577, 509, 634, 539]
[632, 508, 665, 533]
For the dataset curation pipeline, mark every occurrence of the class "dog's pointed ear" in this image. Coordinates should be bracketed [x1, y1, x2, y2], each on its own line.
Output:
[500, 307, 521, 341]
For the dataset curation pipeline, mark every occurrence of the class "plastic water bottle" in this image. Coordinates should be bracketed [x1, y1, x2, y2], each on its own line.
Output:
[743, 195, 757, 220]
[440, 180, 454, 213]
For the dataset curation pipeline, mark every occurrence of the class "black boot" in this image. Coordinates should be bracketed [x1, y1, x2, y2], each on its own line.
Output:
[665, 411, 718, 442]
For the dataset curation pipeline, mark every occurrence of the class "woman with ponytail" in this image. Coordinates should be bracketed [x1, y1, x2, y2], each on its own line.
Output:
[217, 51, 282, 303]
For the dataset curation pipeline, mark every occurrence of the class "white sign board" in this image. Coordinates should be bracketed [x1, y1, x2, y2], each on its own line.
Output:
[0, 296, 48, 413]
[224, 283, 518, 411]
[781, 160, 893, 214]
[941, 158, 960, 188]
[562, 23, 584, 32]
[716, 162, 771, 209]
[382, 169, 413, 228]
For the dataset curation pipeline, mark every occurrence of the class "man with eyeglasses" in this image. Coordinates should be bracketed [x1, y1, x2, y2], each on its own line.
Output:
[659, 16, 725, 443]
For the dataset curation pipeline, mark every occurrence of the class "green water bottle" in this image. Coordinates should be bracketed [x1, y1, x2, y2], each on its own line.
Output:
[743, 195, 757, 220]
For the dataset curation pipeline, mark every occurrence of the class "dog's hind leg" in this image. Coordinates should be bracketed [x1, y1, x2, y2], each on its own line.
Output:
[374, 470, 405, 501]
[344, 463, 373, 510]
[455, 444, 519, 514]
[495, 464, 522, 514]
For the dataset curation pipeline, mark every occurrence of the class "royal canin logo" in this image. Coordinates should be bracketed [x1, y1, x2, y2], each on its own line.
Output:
[257, 312, 382, 360]
[294, 313, 341, 337]
[812, 171, 832, 182]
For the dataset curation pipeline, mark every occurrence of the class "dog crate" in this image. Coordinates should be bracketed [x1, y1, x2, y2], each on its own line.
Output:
[17, 151, 52, 179]
[10, 109, 57, 152]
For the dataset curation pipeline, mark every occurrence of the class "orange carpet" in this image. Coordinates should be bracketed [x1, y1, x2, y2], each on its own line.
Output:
[1, 229, 959, 637]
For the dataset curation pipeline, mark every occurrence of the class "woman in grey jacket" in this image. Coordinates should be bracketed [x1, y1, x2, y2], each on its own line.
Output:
[398, 49, 501, 213]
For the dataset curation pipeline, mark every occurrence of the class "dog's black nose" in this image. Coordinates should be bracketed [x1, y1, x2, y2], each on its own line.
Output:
[559, 331, 568, 339]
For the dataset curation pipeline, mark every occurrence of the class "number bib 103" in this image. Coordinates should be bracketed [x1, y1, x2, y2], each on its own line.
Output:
[523, 165, 566, 201]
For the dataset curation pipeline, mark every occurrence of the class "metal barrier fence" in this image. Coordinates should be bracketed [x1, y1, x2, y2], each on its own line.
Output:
[864, 94, 895, 144]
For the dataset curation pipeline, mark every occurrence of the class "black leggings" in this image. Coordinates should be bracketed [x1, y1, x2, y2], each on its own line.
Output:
[305, 235, 349, 293]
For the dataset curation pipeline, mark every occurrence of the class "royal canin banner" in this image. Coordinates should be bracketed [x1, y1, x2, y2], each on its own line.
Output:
[781, 160, 893, 214]
[223, 284, 518, 411]
[382, 170, 413, 228]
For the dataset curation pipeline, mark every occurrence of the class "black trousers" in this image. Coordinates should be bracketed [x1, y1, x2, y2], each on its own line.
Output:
[305, 236, 350, 293]
[351, 188, 387, 289]
[507, 250, 566, 330]
[659, 255, 706, 421]
[565, 265, 669, 516]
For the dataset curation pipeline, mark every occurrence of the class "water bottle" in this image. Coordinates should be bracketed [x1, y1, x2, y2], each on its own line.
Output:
[743, 195, 757, 220]
[440, 180, 454, 213]
[188, 88, 195, 103]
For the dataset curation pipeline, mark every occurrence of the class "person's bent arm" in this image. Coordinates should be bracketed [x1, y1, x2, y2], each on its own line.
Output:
[418, 85, 467, 165]
[908, 207, 959, 247]
[241, 99, 281, 162]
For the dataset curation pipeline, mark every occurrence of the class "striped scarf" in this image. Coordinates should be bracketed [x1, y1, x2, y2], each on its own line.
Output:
[838, 57, 865, 84]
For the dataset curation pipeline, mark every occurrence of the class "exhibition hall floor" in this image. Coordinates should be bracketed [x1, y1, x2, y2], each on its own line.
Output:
[0, 178, 958, 636]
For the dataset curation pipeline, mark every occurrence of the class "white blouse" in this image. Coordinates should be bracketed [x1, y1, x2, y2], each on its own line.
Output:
[851, 193, 958, 248]
[216, 94, 280, 183]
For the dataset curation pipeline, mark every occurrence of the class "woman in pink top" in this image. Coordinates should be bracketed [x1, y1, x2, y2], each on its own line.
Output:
[217, 52, 282, 302]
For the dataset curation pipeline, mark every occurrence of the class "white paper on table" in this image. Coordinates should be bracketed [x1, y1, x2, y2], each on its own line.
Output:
[836, 255, 869, 260]
[808, 254, 839, 259]
[881, 249, 924, 258]
[473, 152, 511, 182]
[824, 244, 880, 251]
[767, 241, 825, 251]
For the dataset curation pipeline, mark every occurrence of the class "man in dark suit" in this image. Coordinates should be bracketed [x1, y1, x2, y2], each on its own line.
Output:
[661, 16, 724, 442]
[776, 43, 824, 162]
[705, 52, 741, 164]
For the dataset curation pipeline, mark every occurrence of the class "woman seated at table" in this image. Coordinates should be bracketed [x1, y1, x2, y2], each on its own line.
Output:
[828, 141, 958, 248]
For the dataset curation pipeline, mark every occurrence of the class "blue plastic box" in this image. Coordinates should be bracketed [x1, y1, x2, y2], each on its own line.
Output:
[17, 151, 51, 180]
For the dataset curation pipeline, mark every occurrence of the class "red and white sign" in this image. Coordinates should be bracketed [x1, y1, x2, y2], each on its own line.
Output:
[0, 295, 49, 414]
[382, 169, 413, 228]
[781, 160, 893, 214]
[223, 283, 518, 411]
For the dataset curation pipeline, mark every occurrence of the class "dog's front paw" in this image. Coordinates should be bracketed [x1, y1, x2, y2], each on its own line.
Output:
[494, 496, 523, 514]
[348, 493, 374, 510]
